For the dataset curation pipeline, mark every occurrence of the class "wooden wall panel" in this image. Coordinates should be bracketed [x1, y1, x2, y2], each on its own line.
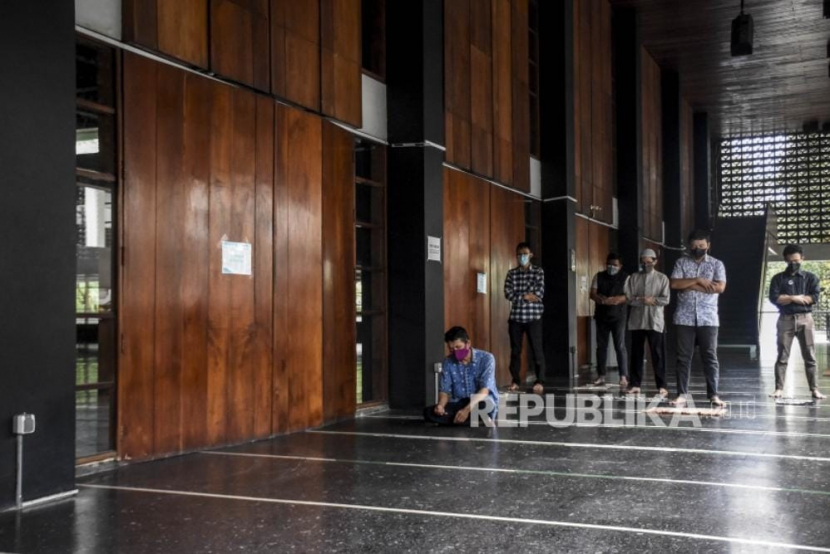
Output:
[152, 63, 186, 455]
[211, 0, 270, 90]
[322, 123, 357, 422]
[124, 0, 208, 69]
[275, 105, 324, 432]
[470, 0, 494, 177]
[680, 99, 695, 237]
[120, 53, 158, 460]
[121, 55, 280, 460]
[443, 168, 491, 352]
[492, 0, 514, 186]
[271, 0, 321, 110]
[641, 47, 663, 242]
[253, 96, 276, 439]
[321, 0, 362, 128]
[445, 0, 472, 170]
[574, 217, 610, 367]
[511, 0, 531, 192]
[489, 187, 525, 386]
[572, 0, 613, 222]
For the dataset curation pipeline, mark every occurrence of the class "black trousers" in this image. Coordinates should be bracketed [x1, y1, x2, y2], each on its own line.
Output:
[675, 325, 719, 397]
[630, 330, 667, 389]
[596, 318, 629, 378]
[423, 398, 490, 426]
[508, 319, 546, 385]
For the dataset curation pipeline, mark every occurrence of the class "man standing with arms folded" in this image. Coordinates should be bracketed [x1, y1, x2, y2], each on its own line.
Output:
[769, 244, 825, 399]
[504, 242, 546, 394]
[625, 248, 671, 398]
[590, 253, 630, 389]
[670, 230, 727, 407]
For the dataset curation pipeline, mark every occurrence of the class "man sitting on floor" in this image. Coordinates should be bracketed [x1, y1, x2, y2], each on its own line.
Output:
[424, 326, 499, 426]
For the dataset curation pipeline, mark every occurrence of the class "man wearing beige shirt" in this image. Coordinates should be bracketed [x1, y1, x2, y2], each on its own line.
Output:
[624, 249, 670, 398]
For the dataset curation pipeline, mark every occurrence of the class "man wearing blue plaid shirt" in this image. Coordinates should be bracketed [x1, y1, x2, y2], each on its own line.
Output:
[504, 242, 546, 394]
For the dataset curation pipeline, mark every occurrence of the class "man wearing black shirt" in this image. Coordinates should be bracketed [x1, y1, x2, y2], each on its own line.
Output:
[768, 244, 825, 399]
[589, 253, 629, 389]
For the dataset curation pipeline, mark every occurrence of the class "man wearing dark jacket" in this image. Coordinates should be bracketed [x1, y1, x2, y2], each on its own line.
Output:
[590, 253, 629, 389]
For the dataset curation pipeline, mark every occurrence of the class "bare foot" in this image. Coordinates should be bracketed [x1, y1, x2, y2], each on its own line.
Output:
[619, 376, 629, 390]
[592, 377, 606, 387]
[657, 388, 669, 399]
[625, 386, 641, 395]
[813, 389, 826, 400]
[771, 389, 783, 399]
[532, 382, 544, 395]
[671, 395, 687, 406]
[710, 396, 726, 407]
[508, 383, 520, 393]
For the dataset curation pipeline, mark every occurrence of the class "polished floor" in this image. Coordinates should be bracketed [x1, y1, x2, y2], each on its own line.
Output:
[2, 339, 830, 553]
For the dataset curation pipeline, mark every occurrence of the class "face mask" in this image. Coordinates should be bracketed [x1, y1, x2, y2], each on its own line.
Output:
[518, 254, 530, 267]
[788, 262, 801, 274]
[691, 248, 707, 260]
[607, 265, 620, 276]
[642, 263, 655, 273]
[454, 348, 470, 362]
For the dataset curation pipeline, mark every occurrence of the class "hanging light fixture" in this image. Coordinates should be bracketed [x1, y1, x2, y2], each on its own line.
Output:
[731, 0, 754, 56]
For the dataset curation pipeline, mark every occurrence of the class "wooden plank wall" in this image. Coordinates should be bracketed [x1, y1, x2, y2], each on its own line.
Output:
[120, 53, 351, 460]
[211, 0, 270, 90]
[680, 99, 695, 237]
[124, 0, 361, 127]
[489, 186, 526, 386]
[641, 47, 663, 242]
[443, 168, 527, 386]
[445, 0, 530, 193]
[322, 124, 357, 422]
[572, 0, 613, 224]
[574, 217, 611, 368]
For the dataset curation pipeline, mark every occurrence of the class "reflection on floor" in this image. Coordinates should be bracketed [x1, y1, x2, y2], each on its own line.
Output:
[4, 343, 830, 553]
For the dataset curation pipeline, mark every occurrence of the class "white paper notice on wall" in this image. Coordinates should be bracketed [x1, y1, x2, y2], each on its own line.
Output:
[477, 273, 487, 294]
[221, 241, 252, 276]
[580, 275, 588, 293]
[427, 236, 441, 263]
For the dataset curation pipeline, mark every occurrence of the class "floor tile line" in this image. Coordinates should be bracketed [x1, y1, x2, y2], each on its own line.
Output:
[308, 430, 830, 463]
[364, 415, 830, 439]
[77, 484, 830, 552]
[200, 451, 830, 497]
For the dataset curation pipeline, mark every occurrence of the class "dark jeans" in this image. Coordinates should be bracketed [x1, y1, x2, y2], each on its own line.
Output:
[508, 319, 546, 385]
[423, 398, 490, 426]
[630, 330, 667, 389]
[675, 325, 719, 397]
[596, 318, 628, 378]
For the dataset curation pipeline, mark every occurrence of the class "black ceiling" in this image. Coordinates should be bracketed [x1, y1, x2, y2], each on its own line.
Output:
[610, 0, 830, 137]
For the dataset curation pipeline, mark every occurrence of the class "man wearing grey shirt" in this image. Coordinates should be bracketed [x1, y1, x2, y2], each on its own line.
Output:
[670, 229, 727, 407]
[624, 249, 670, 398]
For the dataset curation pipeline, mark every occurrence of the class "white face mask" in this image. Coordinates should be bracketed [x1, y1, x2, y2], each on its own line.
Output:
[607, 265, 620, 276]
[518, 254, 530, 267]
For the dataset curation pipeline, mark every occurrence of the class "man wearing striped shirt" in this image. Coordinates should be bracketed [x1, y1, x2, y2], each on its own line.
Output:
[504, 242, 546, 394]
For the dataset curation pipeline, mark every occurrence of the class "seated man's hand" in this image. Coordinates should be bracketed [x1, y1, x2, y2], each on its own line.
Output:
[434, 404, 446, 416]
[453, 406, 471, 424]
